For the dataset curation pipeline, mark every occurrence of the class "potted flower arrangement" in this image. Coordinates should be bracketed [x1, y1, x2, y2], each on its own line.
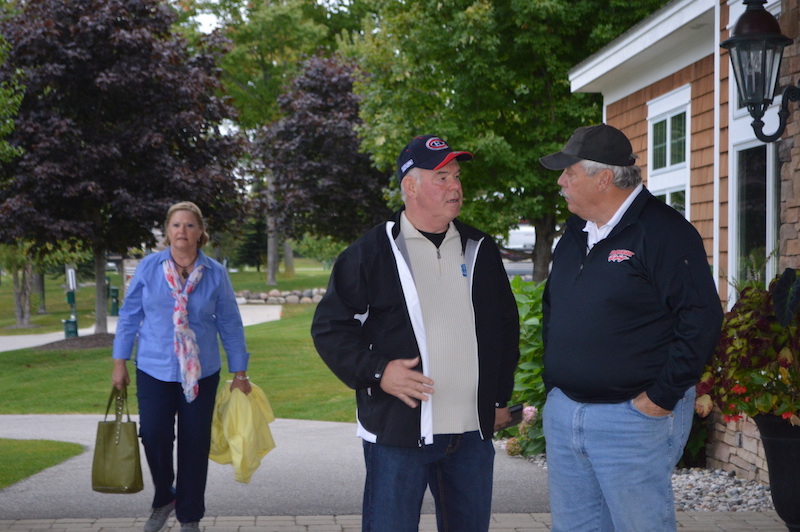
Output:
[695, 267, 800, 530]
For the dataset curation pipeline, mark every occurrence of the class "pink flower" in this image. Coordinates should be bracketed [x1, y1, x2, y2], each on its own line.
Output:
[522, 406, 537, 423]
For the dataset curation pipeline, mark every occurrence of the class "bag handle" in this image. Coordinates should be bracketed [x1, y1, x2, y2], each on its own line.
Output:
[104, 386, 132, 424]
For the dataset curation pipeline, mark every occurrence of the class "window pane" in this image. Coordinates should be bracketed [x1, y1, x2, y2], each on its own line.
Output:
[670, 189, 686, 216]
[670, 113, 686, 165]
[653, 120, 667, 170]
[736, 146, 767, 285]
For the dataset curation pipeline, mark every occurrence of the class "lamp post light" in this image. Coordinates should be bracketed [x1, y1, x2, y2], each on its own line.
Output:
[722, 0, 795, 142]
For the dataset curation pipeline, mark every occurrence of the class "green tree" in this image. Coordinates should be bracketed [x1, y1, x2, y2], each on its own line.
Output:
[0, 36, 22, 165]
[234, 217, 270, 271]
[346, 0, 669, 281]
[0, 0, 248, 333]
[201, 0, 330, 129]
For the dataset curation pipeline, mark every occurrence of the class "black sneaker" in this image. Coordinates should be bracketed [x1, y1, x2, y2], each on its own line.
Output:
[143, 500, 175, 532]
[180, 522, 200, 531]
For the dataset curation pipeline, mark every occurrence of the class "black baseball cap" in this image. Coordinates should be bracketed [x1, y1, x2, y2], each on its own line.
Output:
[397, 135, 474, 181]
[540, 123, 636, 170]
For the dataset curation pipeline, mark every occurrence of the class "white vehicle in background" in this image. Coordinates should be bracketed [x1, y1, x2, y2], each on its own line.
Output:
[500, 223, 535, 261]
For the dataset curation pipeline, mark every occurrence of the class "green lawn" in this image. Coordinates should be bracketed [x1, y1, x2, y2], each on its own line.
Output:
[0, 439, 84, 490]
[0, 258, 351, 487]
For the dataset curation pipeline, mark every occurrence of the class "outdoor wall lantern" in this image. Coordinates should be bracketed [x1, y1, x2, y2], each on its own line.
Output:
[722, 0, 794, 142]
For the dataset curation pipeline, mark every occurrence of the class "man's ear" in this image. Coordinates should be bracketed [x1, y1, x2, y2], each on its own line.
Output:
[403, 175, 416, 198]
[597, 168, 614, 191]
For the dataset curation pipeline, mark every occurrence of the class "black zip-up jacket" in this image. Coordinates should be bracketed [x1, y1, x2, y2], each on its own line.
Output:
[543, 188, 723, 411]
[311, 209, 520, 447]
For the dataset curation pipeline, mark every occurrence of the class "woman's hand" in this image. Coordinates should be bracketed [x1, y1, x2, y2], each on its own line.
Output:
[112, 359, 130, 391]
[230, 371, 252, 395]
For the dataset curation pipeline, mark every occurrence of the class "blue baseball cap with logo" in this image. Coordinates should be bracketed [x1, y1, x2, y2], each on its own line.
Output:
[396, 135, 474, 182]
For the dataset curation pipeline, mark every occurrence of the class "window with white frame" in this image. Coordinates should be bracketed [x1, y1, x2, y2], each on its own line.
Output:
[648, 85, 691, 219]
[732, 143, 780, 289]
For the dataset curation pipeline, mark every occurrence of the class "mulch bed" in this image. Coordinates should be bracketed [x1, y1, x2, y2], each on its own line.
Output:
[34, 333, 116, 350]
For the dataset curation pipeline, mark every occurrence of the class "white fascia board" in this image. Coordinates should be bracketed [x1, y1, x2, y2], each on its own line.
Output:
[569, 0, 715, 105]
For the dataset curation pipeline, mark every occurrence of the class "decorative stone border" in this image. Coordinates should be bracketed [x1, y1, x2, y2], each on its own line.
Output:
[236, 288, 326, 305]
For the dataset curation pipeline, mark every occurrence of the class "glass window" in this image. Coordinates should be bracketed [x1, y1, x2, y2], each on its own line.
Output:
[653, 120, 667, 170]
[648, 85, 690, 220]
[652, 111, 686, 171]
[670, 113, 686, 166]
[736, 145, 768, 285]
[655, 189, 686, 217]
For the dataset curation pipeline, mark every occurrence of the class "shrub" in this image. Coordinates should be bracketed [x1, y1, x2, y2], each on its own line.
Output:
[497, 277, 546, 456]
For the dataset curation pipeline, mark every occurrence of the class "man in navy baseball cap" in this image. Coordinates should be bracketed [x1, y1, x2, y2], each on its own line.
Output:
[313, 132, 519, 531]
[397, 134, 473, 182]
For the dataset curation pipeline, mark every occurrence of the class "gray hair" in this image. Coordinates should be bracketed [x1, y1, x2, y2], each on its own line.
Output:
[581, 157, 642, 190]
[400, 167, 423, 202]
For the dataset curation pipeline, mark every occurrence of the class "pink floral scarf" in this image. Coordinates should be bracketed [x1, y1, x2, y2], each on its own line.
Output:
[163, 259, 205, 403]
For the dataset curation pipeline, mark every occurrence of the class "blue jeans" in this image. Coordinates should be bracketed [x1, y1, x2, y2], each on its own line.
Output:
[362, 431, 494, 532]
[543, 387, 694, 532]
[136, 369, 220, 524]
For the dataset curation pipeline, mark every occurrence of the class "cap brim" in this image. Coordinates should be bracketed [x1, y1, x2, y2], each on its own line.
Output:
[540, 151, 582, 170]
[433, 151, 474, 170]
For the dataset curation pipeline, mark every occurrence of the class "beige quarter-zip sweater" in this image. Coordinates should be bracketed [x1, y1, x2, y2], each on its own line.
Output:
[401, 213, 480, 435]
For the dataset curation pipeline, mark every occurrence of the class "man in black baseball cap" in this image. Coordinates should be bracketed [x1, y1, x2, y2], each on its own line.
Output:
[312, 134, 519, 531]
[540, 123, 636, 170]
[397, 134, 474, 182]
[538, 122, 723, 531]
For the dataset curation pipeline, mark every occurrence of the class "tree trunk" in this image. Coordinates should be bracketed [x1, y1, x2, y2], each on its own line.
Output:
[531, 212, 559, 284]
[283, 240, 295, 278]
[12, 261, 32, 327]
[94, 248, 108, 334]
[33, 270, 46, 314]
[265, 173, 278, 286]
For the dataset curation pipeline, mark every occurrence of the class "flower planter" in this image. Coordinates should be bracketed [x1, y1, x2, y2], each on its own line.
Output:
[754, 414, 800, 531]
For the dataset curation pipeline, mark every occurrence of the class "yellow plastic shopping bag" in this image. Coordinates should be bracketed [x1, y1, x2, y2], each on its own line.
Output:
[209, 381, 276, 483]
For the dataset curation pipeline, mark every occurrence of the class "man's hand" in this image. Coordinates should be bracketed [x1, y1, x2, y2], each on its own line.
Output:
[633, 391, 671, 417]
[494, 407, 511, 431]
[379, 357, 434, 408]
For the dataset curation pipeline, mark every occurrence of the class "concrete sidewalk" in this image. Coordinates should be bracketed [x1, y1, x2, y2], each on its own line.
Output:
[0, 304, 283, 353]
[0, 414, 788, 532]
[0, 415, 551, 531]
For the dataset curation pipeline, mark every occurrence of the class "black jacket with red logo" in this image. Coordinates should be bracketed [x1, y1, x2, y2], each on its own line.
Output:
[542, 188, 723, 411]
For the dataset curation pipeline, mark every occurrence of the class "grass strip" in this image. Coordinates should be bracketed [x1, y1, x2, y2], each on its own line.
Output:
[0, 438, 84, 490]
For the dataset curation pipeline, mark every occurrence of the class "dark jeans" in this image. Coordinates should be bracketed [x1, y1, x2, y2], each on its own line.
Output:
[362, 431, 494, 532]
[136, 369, 220, 524]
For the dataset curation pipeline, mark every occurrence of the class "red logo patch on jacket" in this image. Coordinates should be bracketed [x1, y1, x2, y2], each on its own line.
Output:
[608, 249, 635, 263]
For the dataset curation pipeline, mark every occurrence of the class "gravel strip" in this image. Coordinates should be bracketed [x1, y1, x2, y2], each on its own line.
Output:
[672, 467, 774, 512]
[498, 443, 775, 512]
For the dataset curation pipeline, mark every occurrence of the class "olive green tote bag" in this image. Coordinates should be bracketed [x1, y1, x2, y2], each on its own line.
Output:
[91, 386, 144, 494]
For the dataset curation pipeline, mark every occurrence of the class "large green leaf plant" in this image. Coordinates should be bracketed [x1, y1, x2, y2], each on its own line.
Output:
[499, 277, 547, 456]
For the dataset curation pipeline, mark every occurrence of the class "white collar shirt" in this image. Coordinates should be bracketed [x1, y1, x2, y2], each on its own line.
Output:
[583, 183, 643, 253]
